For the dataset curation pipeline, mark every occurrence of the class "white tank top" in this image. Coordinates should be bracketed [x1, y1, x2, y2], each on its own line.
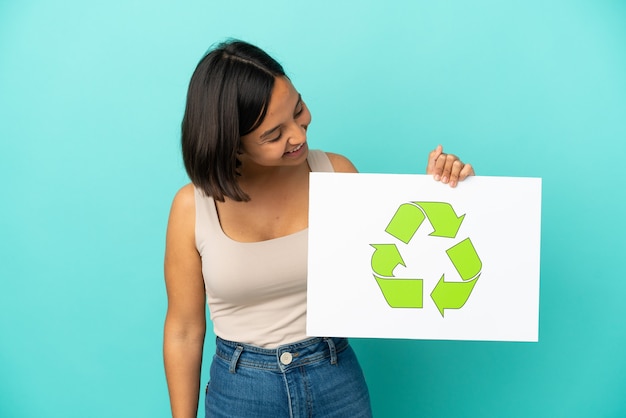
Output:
[194, 150, 334, 348]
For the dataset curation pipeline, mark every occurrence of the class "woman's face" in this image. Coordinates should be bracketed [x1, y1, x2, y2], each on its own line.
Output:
[239, 76, 312, 169]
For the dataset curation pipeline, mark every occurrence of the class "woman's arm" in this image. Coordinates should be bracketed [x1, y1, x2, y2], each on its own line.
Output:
[163, 184, 207, 418]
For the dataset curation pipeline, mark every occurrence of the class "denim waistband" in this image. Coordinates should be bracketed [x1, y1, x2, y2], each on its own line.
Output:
[215, 336, 349, 373]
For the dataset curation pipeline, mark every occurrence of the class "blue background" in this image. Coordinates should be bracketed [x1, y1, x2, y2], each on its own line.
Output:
[1, 1, 625, 417]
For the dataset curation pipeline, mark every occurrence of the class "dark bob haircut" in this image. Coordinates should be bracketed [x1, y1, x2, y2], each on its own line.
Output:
[181, 40, 286, 202]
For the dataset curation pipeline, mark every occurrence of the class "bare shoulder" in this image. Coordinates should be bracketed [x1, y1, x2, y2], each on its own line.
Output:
[164, 183, 205, 326]
[170, 183, 196, 215]
[166, 183, 196, 244]
[325, 152, 359, 173]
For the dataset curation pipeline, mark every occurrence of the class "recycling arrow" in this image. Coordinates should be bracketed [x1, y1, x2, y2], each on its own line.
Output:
[385, 204, 425, 244]
[370, 201, 482, 316]
[413, 202, 465, 238]
[430, 238, 482, 316]
[371, 244, 422, 307]
[446, 237, 482, 281]
[430, 274, 480, 316]
[373, 275, 423, 308]
[385, 202, 465, 243]
[370, 244, 405, 277]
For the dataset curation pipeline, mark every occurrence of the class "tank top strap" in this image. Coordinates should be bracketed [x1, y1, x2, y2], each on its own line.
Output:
[307, 149, 334, 172]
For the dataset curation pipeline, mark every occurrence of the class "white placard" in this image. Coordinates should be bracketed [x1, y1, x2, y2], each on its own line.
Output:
[307, 173, 542, 342]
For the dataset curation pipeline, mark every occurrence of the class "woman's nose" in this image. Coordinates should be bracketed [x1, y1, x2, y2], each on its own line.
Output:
[288, 123, 307, 144]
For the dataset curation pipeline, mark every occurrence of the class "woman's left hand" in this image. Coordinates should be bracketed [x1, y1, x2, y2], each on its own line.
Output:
[426, 145, 475, 188]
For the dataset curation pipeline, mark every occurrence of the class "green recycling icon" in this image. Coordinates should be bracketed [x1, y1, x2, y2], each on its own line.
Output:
[370, 202, 482, 317]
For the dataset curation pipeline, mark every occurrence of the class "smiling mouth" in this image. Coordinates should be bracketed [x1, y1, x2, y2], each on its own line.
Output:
[286, 143, 304, 154]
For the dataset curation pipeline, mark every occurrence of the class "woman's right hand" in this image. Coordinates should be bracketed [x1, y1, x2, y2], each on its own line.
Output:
[426, 145, 475, 188]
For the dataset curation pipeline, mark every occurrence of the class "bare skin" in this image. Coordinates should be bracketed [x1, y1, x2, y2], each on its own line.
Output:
[163, 76, 473, 417]
[163, 183, 205, 418]
[427, 144, 474, 187]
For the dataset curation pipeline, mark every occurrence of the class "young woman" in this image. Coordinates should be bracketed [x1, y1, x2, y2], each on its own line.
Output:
[163, 40, 474, 418]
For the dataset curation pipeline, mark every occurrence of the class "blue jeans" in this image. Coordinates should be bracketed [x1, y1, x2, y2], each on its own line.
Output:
[205, 336, 372, 418]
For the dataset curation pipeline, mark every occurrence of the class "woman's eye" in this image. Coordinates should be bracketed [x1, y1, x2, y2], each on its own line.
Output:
[295, 102, 304, 117]
[267, 134, 282, 143]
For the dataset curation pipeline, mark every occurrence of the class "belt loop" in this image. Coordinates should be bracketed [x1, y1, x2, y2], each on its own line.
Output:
[325, 337, 337, 365]
[229, 345, 244, 374]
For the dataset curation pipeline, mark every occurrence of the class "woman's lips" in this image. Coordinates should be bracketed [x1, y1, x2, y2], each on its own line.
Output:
[284, 142, 307, 157]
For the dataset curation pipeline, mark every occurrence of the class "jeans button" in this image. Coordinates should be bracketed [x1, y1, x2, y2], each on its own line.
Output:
[280, 352, 293, 365]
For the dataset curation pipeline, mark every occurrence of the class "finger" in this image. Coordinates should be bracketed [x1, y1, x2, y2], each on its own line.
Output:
[440, 154, 458, 184]
[458, 163, 475, 180]
[432, 151, 447, 181]
[426, 145, 443, 175]
[449, 163, 475, 188]
[448, 159, 465, 188]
